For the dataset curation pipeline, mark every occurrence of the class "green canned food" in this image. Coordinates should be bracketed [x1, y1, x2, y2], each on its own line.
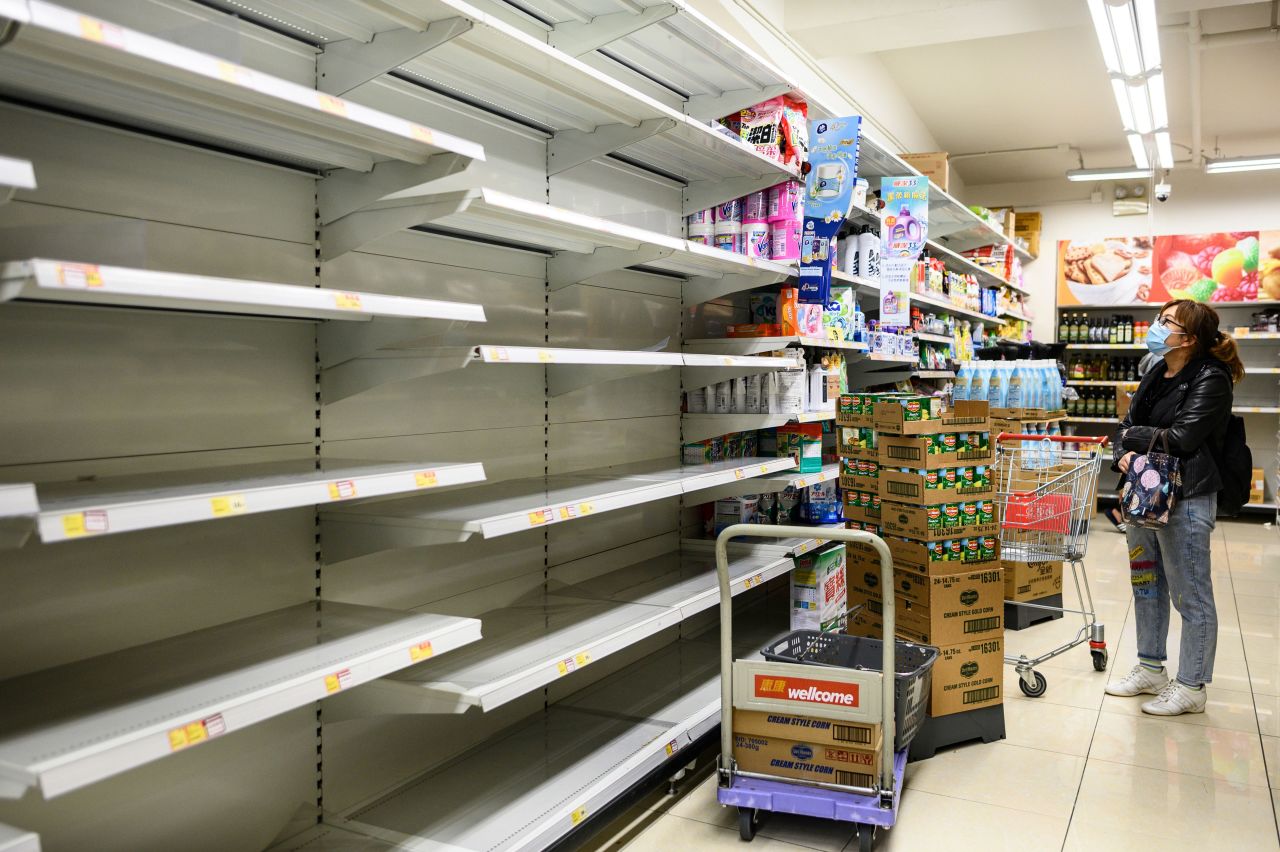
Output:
[960, 501, 978, 526]
[943, 468, 958, 489]
[947, 539, 964, 561]
[942, 502, 961, 528]
[964, 537, 982, 562]
[981, 535, 997, 560]
[923, 469, 940, 489]
[978, 500, 994, 524]
[926, 505, 942, 530]
[929, 540, 947, 561]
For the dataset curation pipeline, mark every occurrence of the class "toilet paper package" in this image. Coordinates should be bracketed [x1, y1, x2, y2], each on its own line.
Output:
[741, 222, 771, 259]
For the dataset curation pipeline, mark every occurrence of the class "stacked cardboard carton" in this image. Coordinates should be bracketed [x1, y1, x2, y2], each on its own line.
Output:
[837, 394, 1005, 718]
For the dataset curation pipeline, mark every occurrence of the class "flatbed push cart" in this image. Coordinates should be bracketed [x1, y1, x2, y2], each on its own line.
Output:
[993, 433, 1109, 697]
[714, 525, 937, 851]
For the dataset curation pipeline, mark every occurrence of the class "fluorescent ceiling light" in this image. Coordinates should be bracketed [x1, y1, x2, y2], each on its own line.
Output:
[1128, 134, 1152, 170]
[1205, 154, 1280, 174]
[1087, 0, 1122, 72]
[1127, 81, 1152, 133]
[1108, 0, 1144, 77]
[1147, 71, 1168, 129]
[1067, 166, 1153, 181]
[1155, 131, 1174, 170]
[1134, 0, 1162, 71]
[1110, 78, 1136, 131]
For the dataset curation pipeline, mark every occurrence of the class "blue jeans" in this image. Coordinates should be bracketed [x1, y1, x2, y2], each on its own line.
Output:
[1125, 493, 1218, 686]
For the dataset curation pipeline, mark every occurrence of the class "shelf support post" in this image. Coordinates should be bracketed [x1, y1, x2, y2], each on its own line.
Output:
[317, 18, 472, 96]
[684, 85, 792, 122]
[547, 244, 677, 290]
[547, 4, 678, 56]
[548, 118, 677, 175]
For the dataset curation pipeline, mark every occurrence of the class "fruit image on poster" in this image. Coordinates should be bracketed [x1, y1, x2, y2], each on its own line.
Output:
[1152, 232, 1262, 303]
[1259, 230, 1280, 301]
[1056, 236, 1153, 305]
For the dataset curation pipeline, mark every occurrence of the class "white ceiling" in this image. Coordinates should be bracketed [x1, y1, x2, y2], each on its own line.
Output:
[778, 0, 1280, 187]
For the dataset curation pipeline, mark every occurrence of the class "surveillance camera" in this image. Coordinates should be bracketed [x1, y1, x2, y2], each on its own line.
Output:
[1155, 182, 1171, 202]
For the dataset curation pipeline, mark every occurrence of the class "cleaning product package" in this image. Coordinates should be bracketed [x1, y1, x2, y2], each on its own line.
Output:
[769, 219, 801, 261]
[799, 115, 862, 304]
[790, 543, 847, 632]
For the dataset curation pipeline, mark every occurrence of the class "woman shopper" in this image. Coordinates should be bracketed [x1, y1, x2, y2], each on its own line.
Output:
[1104, 300, 1244, 715]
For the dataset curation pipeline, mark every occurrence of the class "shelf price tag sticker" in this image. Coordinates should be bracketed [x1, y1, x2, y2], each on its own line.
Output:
[664, 739, 680, 756]
[414, 471, 439, 488]
[742, 573, 764, 589]
[79, 16, 127, 48]
[61, 509, 108, 538]
[410, 125, 435, 145]
[485, 347, 510, 361]
[168, 713, 226, 753]
[571, 807, 587, 826]
[333, 292, 363, 311]
[528, 508, 553, 527]
[409, 641, 434, 662]
[734, 469, 745, 480]
[556, 652, 591, 677]
[537, 350, 554, 363]
[328, 480, 358, 500]
[324, 669, 353, 694]
[210, 494, 247, 517]
[317, 94, 348, 116]
[215, 61, 254, 87]
[55, 263, 103, 289]
[557, 502, 594, 521]
[794, 478, 807, 488]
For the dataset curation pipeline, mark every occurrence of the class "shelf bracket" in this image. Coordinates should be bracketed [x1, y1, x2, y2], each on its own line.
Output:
[0, 778, 29, 800]
[682, 414, 788, 443]
[546, 363, 671, 397]
[317, 18, 472, 96]
[547, 244, 677, 290]
[318, 317, 476, 368]
[320, 348, 478, 403]
[319, 192, 472, 260]
[684, 272, 778, 305]
[319, 154, 479, 225]
[684, 84, 792, 122]
[547, 4, 678, 56]
[683, 173, 787, 216]
[548, 118, 677, 175]
[319, 515, 476, 563]
[0, 518, 35, 550]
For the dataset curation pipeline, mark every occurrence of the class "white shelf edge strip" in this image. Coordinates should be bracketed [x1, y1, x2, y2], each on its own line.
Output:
[0, 259, 487, 323]
[0, 156, 36, 191]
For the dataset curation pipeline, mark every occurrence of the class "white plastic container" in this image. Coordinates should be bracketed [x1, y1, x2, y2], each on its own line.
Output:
[714, 380, 732, 413]
[775, 369, 806, 415]
[741, 221, 771, 259]
[857, 229, 881, 279]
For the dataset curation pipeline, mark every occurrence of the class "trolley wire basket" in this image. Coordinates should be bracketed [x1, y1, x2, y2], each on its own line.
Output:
[993, 434, 1107, 563]
[761, 630, 938, 750]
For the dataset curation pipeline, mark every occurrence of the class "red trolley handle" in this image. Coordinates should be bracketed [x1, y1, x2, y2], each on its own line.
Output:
[995, 432, 1109, 445]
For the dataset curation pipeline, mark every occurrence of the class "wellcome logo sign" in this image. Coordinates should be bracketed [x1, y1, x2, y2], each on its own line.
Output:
[754, 675, 859, 707]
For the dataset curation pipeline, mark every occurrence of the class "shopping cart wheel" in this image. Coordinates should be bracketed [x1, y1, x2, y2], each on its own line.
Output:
[1019, 670, 1048, 697]
[738, 807, 758, 841]
[857, 823, 875, 852]
[1092, 648, 1108, 672]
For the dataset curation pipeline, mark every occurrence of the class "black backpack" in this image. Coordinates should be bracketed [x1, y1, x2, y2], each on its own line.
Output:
[1216, 414, 1252, 516]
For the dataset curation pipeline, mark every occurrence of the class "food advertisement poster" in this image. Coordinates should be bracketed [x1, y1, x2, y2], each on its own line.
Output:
[879, 175, 929, 326]
[1058, 230, 1280, 304]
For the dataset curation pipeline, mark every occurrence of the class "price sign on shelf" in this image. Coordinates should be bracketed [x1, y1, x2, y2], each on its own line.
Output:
[333, 292, 363, 311]
[734, 469, 745, 480]
[409, 641, 434, 662]
[410, 125, 435, 145]
[55, 263, 103, 289]
[324, 669, 352, 694]
[327, 480, 358, 500]
[414, 471, 439, 488]
[61, 509, 108, 538]
[168, 713, 226, 753]
[210, 494, 247, 517]
[528, 508, 553, 527]
[537, 350, 555, 363]
[317, 94, 348, 117]
[557, 502, 594, 521]
[79, 16, 126, 48]
[571, 807, 588, 825]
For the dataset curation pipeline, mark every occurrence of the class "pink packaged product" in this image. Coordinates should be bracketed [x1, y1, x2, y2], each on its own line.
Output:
[714, 198, 743, 224]
[687, 208, 713, 227]
[767, 181, 803, 223]
[769, 219, 801, 260]
[738, 97, 787, 164]
[743, 189, 768, 223]
[798, 302, 824, 337]
[741, 222, 771, 259]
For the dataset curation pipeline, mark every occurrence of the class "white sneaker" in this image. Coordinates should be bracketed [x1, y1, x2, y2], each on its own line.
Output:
[1142, 681, 1208, 716]
[1105, 664, 1169, 697]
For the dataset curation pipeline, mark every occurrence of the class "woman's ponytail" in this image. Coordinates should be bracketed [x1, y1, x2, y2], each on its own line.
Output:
[1210, 330, 1246, 383]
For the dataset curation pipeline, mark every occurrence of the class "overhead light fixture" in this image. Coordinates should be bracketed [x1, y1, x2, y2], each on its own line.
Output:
[1205, 154, 1280, 174]
[1087, 0, 1170, 171]
[1154, 131, 1174, 170]
[1127, 134, 1151, 170]
[1067, 166, 1153, 182]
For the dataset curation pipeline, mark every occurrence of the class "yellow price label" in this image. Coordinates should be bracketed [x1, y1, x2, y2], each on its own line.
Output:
[210, 494, 247, 517]
[537, 350, 554, 363]
[486, 347, 509, 361]
[167, 714, 224, 752]
[575, 652, 591, 667]
[334, 292, 362, 311]
[79, 16, 124, 47]
[557, 502, 594, 521]
[409, 641, 434, 662]
[528, 509, 552, 526]
[571, 807, 587, 825]
[317, 94, 347, 116]
[327, 480, 357, 500]
[734, 469, 745, 480]
[415, 471, 438, 488]
[664, 740, 679, 756]
[557, 652, 590, 676]
[410, 125, 435, 145]
[760, 465, 769, 473]
[55, 262, 104, 289]
[721, 357, 735, 365]
[795, 478, 807, 488]
[324, 669, 351, 694]
[743, 573, 763, 589]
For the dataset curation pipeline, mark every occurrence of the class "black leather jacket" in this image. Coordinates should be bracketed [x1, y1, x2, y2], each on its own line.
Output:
[1110, 356, 1233, 500]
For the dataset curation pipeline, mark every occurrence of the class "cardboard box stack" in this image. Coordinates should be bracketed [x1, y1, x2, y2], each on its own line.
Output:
[732, 708, 881, 789]
[837, 393, 1005, 718]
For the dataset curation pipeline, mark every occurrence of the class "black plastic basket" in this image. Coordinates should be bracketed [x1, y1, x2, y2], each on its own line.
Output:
[761, 630, 938, 750]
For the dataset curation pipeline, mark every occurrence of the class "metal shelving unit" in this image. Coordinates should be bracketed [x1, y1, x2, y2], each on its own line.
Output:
[319, 457, 795, 561]
[683, 336, 866, 355]
[0, 822, 38, 852]
[17, 459, 486, 546]
[904, 289, 1002, 326]
[0, 602, 482, 799]
[0, 155, 35, 204]
[0, 1, 484, 172]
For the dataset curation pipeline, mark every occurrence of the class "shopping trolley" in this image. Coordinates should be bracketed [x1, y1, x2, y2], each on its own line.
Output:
[993, 433, 1109, 697]
[715, 525, 936, 851]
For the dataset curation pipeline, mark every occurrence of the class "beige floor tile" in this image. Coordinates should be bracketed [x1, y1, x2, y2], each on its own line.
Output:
[667, 775, 857, 852]
[1236, 577, 1280, 599]
[1072, 760, 1278, 847]
[1261, 736, 1280, 788]
[1089, 712, 1269, 787]
[1235, 595, 1280, 617]
[1001, 696, 1097, 756]
[904, 741, 1085, 818]
[1007, 664, 1108, 709]
[1100, 685, 1259, 733]
[621, 813, 808, 851]
[874, 790, 1068, 852]
[1064, 818, 1265, 852]
[1257, 693, 1280, 738]
[1249, 660, 1280, 697]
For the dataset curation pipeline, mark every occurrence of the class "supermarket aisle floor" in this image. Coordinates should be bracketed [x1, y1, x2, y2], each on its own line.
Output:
[590, 517, 1280, 852]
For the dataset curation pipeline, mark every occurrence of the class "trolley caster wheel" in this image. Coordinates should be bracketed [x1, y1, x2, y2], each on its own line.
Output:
[857, 823, 875, 852]
[1019, 671, 1048, 698]
[1091, 649, 1108, 672]
[738, 807, 758, 841]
